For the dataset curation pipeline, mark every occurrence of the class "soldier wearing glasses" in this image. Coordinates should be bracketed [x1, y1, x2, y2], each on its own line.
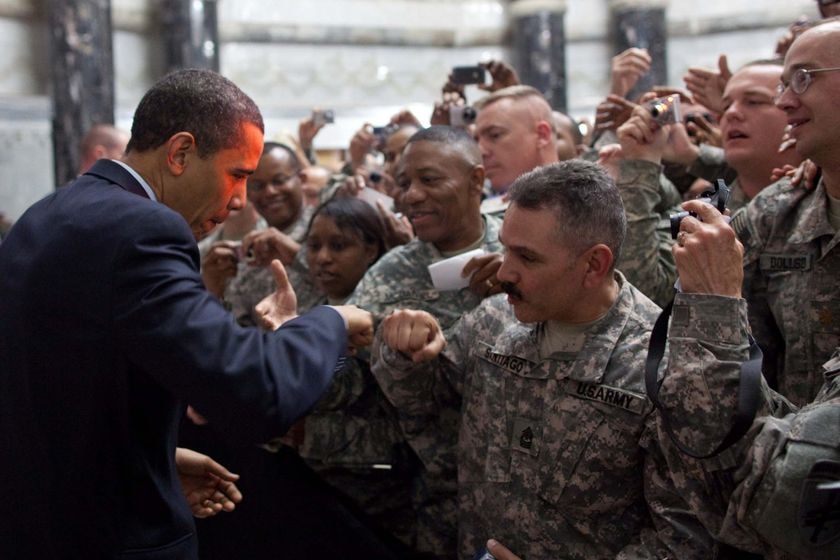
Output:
[728, 18, 840, 406]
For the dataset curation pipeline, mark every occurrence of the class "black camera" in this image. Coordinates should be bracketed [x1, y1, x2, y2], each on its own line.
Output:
[670, 179, 731, 239]
[450, 105, 477, 127]
[451, 65, 487, 85]
[371, 123, 398, 144]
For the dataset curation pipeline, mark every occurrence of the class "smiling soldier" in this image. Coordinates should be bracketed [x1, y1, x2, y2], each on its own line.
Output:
[347, 125, 505, 558]
[371, 159, 714, 560]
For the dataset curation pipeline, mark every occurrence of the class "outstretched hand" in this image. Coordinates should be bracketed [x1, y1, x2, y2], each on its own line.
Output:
[255, 260, 298, 331]
[176, 447, 242, 518]
[478, 59, 521, 92]
[683, 54, 731, 116]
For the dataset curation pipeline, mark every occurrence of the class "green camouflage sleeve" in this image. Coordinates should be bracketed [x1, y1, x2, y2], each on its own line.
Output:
[224, 265, 276, 327]
[312, 352, 371, 412]
[370, 316, 466, 476]
[687, 144, 737, 184]
[655, 292, 821, 556]
[625, 422, 718, 559]
[725, 359, 840, 558]
[616, 159, 678, 308]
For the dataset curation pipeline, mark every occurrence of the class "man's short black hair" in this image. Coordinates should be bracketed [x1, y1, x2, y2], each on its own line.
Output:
[508, 159, 627, 264]
[263, 141, 302, 172]
[126, 69, 264, 158]
[404, 125, 482, 167]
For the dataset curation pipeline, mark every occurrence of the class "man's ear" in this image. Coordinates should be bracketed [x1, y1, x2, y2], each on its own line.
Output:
[580, 243, 614, 289]
[92, 145, 108, 160]
[535, 120, 553, 148]
[165, 132, 198, 176]
[469, 164, 486, 195]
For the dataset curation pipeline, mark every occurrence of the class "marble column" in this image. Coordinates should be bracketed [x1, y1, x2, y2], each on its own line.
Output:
[609, 0, 669, 101]
[510, 0, 568, 111]
[159, 0, 219, 74]
[47, 0, 115, 186]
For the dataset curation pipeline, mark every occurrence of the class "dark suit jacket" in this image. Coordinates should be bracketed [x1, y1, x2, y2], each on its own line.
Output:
[0, 160, 347, 559]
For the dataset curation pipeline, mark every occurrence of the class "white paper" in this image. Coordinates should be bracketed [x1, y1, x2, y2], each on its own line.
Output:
[428, 249, 486, 291]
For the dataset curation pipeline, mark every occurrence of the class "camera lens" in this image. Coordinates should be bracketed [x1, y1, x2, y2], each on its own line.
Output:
[670, 211, 690, 239]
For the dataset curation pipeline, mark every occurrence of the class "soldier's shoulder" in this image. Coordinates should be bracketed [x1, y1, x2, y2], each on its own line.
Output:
[748, 175, 806, 213]
[459, 294, 521, 339]
[619, 274, 662, 324]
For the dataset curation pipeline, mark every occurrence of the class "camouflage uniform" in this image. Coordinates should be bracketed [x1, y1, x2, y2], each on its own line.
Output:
[731, 177, 840, 406]
[656, 292, 840, 559]
[372, 274, 715, 559]
[348, 213, 504, 558]
[348, 214, 503, 329]
[197, 216, 267, 262]
[617, 159, 750, 309]
[211, 201, 417, 544]
[615, 159, 681, 308]
[280, 345, 418, 548]
[686, 145, 748, 213]
[256, 292, 416, 548]
[223, 205, 318, 326]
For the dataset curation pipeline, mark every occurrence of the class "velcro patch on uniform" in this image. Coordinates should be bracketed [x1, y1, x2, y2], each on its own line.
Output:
[572, 381, 646, 415]
[511, 417, 540, 457]
[759, 253, 812, 272]
[478, 343, 536, 376]
[729, 208, 751, 244]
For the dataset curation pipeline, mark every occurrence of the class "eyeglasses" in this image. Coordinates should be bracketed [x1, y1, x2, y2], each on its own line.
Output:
[776, 66, 840, 98]
[247, 173, 298, 193]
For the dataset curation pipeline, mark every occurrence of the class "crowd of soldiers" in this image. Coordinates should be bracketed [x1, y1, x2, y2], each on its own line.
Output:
[185, 10, 840, 560]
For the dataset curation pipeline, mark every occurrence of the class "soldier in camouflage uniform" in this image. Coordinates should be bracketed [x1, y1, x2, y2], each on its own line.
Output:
[273, 196, 417, 547]
[473, 85, 560, 217]
[727, 21, 840, 406]
[372, 160, 715, 559]
[348, 126, 505, 558]
[213, 141, 318, 325]
[655, 196, 840, 559]
[614, 60, 800, 310]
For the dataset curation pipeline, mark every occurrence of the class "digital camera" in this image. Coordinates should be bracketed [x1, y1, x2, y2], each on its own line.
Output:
[647, 94, 682, 126]
[670, 179, 731, 239]
[450, 105, 478, 127]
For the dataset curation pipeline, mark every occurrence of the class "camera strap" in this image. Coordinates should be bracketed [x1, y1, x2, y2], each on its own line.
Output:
[645, 298, 764, 459]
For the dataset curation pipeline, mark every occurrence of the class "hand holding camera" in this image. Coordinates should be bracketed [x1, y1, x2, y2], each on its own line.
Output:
[670, 179, 730, 239]
[616, 101, 670, 163]
[671, 194, 743, 298]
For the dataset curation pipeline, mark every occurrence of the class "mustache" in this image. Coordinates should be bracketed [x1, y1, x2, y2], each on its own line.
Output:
[501, 282, 522, 299]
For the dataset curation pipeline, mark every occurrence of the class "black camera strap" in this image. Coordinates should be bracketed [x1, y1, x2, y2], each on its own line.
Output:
[645, 299, 764, 459]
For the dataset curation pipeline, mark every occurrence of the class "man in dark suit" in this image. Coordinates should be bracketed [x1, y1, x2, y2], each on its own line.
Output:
[0, 69, 372, 559]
